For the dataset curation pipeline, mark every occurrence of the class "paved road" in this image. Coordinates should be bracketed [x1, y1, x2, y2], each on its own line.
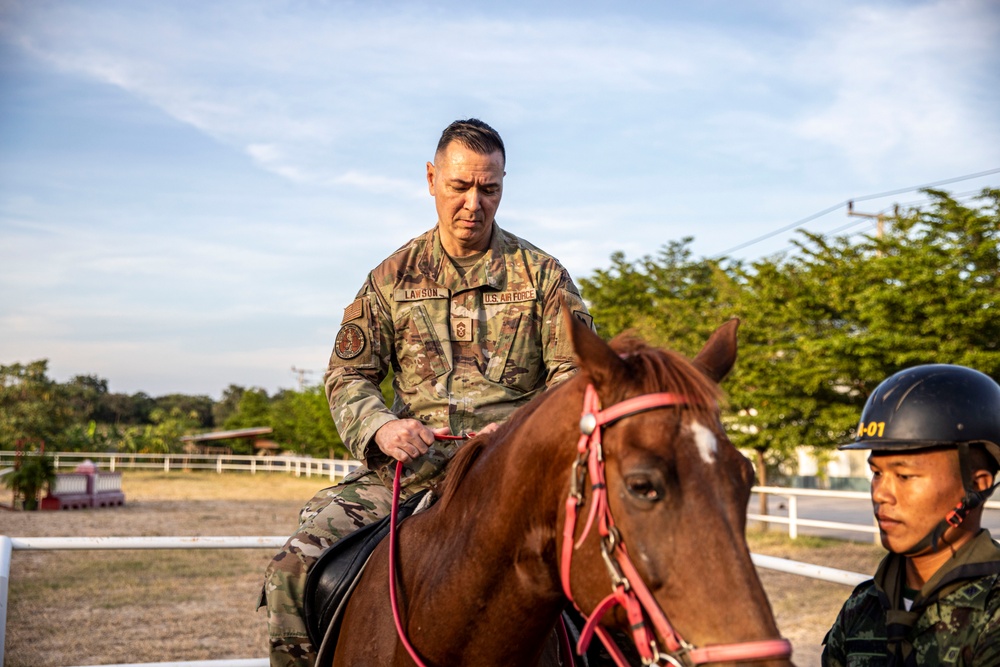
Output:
[749, 492, 1000, 543]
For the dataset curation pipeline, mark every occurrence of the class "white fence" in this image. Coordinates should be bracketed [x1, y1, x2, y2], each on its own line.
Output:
[0, 451, 362, 482]
[751, 485, 1000, 542]
[0, 533, 867, 667]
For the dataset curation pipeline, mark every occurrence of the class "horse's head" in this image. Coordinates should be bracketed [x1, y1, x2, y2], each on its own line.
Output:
[559, 314, 791, 666]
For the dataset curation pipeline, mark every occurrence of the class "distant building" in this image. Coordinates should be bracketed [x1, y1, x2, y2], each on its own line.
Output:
[179, 427, 279, 456]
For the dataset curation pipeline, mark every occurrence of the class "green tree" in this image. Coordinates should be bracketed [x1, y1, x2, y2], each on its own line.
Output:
[0, 360, 72, 451]
[579, 238, 741, 353]
[154, 393, 215, 428]
[271, 385, 346, 458]
[578, 188, 1000, 475]
[213, 384, 246, 427]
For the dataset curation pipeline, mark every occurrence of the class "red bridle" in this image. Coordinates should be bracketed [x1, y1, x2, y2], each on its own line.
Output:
[559, 384, 793, 666]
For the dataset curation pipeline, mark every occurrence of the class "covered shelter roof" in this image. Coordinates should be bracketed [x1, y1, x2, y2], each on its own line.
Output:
[180, 427, 273, 443]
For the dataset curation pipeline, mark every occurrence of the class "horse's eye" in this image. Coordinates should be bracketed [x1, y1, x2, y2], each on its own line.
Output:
[625, 475, 661, 502]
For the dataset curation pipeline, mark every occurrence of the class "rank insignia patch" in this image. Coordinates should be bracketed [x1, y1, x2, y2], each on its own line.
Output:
[451, 317, 473, 342]
[334, 323, 366, 360]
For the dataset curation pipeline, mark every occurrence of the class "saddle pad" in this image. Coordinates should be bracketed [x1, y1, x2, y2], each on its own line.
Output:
[304, 490, 429, 661]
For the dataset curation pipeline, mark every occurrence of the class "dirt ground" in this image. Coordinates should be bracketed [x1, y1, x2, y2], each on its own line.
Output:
[2, 472, 884, 667]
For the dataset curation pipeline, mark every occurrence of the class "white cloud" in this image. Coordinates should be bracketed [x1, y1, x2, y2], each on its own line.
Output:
[2, 0, 997, 396]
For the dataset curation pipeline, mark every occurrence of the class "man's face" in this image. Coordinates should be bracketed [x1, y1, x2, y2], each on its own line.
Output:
[869, 448, 966, 555]
[426, 141, 504, 257]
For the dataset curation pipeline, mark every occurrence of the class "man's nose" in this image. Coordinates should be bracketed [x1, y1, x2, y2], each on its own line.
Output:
[871, 478, 893, 505]
[464, 188, 481, 211]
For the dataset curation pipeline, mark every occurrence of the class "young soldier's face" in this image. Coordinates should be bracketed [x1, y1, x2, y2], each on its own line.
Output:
[426, 142, 504, 257]
[869, 449, 966, 554]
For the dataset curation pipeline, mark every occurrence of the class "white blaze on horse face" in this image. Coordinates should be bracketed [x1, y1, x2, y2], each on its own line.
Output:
[689, 421, 717, 464]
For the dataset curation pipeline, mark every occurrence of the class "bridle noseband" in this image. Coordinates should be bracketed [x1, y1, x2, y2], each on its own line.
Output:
[560, 384, 792, 666]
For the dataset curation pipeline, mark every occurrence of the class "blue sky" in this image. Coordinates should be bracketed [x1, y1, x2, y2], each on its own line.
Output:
[1, 0, 998, 398]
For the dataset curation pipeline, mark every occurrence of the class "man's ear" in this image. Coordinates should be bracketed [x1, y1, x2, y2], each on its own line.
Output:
[973, 469, 996, 493]
[426, 161, 437, 195]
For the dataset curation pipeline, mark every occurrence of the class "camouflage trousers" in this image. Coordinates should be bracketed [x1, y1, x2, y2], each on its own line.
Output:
[260, 468, 403, 667]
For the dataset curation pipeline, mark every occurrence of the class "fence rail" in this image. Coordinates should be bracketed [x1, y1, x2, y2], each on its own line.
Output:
[0, 451, 362, 482]
[750, 485, 1000, 542]
[1, 529, 867, 667]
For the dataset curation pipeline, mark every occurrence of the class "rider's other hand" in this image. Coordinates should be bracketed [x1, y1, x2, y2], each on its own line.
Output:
[375, 419, 435, 463]
[477, 422, 500, 436]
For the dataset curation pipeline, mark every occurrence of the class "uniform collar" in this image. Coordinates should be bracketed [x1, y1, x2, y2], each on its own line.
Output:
[874, 529, 1000, 611]
[424, 223, 507, 292]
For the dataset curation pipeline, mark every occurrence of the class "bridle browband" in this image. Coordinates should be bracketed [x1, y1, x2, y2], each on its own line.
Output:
[559, 383, 792, 666]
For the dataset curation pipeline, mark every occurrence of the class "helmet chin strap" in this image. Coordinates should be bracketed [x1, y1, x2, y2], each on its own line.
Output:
[900, 443, 999, 557]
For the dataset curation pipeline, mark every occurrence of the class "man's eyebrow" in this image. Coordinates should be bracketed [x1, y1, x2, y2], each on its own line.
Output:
[868, 458, 923, 469]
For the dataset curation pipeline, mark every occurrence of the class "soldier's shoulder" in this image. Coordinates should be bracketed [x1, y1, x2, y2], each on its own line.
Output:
[496, 225, 569, 275]
[838, 579, 879, 617]
[368, 227, 436, 282]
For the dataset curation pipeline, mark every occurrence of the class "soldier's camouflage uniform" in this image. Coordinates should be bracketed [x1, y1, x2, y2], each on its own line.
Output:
[822, 530, 1000, 667]
[262, 222, 592, 667]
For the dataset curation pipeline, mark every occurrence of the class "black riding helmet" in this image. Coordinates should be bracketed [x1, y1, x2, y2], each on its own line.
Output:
[839, 364, 1000, 555]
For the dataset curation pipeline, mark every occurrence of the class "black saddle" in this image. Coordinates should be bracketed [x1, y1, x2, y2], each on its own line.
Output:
[304, 490, 428, 666]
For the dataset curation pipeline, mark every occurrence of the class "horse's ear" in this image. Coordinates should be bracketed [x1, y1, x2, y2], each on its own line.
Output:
[693, 319, 739, 383]
[565, 303, 625, 389]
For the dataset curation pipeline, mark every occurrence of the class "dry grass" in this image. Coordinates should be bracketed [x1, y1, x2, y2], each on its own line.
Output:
[4, 471, 326, 667]
[3, 472, 884, 667]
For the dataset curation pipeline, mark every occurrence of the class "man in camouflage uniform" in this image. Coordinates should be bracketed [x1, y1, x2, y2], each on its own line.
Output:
[261, 118, 592, 667]
[822, 364, 1000, 667]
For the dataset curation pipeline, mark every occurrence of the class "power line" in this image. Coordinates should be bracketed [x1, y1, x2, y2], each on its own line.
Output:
[760, 189, 993, 259]
[713, 167, 1000, 259]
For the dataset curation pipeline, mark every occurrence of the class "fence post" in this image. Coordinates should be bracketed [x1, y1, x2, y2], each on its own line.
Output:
[788, 495, 798, 540]
[216, 457, 223, 474]
[164, 456, 170, 472]
[110, 456, 116, 472]
[251, 458, 256, 475]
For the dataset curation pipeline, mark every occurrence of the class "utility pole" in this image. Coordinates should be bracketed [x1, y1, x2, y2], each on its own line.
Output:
[290, 366, 315, 390]
[848, 202, 899, 257]
[847, 201, 886, 240]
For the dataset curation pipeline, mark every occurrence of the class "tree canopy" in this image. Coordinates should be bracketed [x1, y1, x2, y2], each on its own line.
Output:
[580, 188, 999, 466]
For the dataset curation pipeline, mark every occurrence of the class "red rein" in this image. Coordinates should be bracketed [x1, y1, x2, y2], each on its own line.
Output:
[389, 434, 469, 667]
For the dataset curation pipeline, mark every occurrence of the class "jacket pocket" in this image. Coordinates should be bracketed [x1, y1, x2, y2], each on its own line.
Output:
[485, 308, 542, 392]
[396, 303, 451, 385]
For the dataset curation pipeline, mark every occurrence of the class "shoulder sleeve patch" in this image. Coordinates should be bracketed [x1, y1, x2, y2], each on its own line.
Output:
[329, 295, 378, 369]
[333, 323, 366, 360]
[573, 310, 594, 331]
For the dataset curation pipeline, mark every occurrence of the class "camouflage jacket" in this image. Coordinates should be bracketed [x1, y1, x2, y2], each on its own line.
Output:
[822, 530, 1000, 667]
[325, 222, 592, 490]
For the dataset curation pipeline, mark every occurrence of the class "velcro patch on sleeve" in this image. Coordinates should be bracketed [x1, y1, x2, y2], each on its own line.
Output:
[573, 310, 594, 331]
[334, 323, 366, 360]
[342, 298, 364, 324]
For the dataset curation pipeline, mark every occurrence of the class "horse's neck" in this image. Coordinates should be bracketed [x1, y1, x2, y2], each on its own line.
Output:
[405, 395, 578, 621]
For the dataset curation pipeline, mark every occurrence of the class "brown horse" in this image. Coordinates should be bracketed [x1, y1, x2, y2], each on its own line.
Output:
[330, 314, 793, 667]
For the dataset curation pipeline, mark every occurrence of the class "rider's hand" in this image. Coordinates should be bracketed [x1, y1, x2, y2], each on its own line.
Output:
[375, 419, 437, 463]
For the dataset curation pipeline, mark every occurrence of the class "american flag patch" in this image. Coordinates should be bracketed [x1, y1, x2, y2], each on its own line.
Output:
[342, 299, 363, 323]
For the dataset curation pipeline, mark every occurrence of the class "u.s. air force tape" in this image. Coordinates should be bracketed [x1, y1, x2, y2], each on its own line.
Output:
[334, 323, 366, 360]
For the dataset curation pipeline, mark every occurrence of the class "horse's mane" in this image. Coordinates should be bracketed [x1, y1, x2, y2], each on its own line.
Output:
[608, 332, 724, 421]
[434, 332, 725, 509]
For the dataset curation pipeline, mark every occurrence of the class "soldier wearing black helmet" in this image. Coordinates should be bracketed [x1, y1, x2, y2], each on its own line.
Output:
[823, 364, 1000, 667]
